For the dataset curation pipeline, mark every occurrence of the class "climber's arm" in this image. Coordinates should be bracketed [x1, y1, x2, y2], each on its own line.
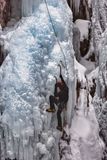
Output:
[60, 74, 66, 86]
[54, 83, 58, 96]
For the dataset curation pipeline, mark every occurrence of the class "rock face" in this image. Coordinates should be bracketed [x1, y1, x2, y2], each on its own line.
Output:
[0, 0, 11, 65]
[10, 0, 21, 19]
[0, 0, 22, 28]
[67, 0, 91, 21]
[0, 0, 22, 65]
[67, 0, 92, 58]
[0, 0, 11, 27]
[0, 44, 5, 66]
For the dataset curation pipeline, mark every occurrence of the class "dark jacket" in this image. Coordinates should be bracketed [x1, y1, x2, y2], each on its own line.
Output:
[54, 75, 69, 103]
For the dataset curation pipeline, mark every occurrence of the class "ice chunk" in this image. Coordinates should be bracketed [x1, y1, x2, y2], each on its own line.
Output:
[75, 19, 90, 41]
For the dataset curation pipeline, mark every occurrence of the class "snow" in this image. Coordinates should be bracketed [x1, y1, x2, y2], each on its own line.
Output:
[72, 115, 90, 138]
[46, 136, 55, 149]
[87, 67, 99, 85]
[74, 58, 86, 83]
[59, 55, 104, 160]
[80, 57, 95, 73]
[37, 143, 48, 155]
[70, 89, 104, 160]
[75, 19, 90, 41]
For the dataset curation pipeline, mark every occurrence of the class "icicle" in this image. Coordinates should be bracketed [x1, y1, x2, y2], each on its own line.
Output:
[21, 0, 42, 16]
[73, 0, 80, 14]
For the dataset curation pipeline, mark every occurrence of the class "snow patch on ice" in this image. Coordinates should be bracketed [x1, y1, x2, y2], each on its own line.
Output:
[75, 19, 90, 41]
[87, 67, 99, 86]
[80, 57, 95, 73]
[72, 115, 90, 138]
[74, 58, 86, 83]
[70, 90, 104, 160]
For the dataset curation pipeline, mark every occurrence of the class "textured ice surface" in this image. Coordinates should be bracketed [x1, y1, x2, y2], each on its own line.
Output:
[0, 0, 104, 160]
[0, 0, 74, 159]
[69, 56, 104, 160]
[75, 19, 90, 41]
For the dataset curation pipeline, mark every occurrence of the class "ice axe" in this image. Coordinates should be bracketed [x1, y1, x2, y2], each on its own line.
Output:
[54, 76, 57, 83]
[60, 60, 66, 69]
[58, 63, 62, 75]
[58, 61, 65, 75]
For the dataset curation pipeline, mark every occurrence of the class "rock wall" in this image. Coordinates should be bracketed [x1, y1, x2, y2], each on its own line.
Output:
[0, 0, 11, 27]
[67, 0, 92, 58]
[10, 0, 21, 19]
[0, 0, 22, 28]
[67, 0, 91, 21]
[0, 0, 22, 66]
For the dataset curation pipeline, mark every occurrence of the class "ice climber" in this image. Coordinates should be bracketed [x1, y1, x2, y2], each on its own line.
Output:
[46, 64, 69, 131]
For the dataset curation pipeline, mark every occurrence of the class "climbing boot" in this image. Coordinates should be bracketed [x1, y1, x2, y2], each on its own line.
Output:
[46, 108, 56, 113]
[56, 126, 63, 132]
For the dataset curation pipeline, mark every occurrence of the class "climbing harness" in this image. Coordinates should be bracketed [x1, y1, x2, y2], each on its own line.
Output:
[44, 0, 69, 80]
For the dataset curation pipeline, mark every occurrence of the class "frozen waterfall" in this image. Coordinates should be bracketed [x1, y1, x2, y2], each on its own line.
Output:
[0, 0, 105, 160]
[0, 0, 75, 159]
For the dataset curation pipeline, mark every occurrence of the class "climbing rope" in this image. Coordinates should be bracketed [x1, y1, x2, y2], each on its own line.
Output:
[44, 0, 69, 80]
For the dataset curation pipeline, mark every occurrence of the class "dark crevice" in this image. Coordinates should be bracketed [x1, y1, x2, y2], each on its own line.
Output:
[86, 52, 95, 62]
[67, 0, 71, 8]
[67, 0, 93, 60]
[80, 39, 90, 57]
[80, 27, 91, 57]
[90, 79, 96, 98]
[0, 44, 8, 66]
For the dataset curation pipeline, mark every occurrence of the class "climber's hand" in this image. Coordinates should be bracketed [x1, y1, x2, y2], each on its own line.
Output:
[55, 97, 59, 100]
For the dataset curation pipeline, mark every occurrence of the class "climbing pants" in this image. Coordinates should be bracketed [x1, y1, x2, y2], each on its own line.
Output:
[49, 95, 66, 128]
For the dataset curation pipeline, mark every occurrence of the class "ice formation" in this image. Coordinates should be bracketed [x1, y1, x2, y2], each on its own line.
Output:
[75, 19, 90, 42]
[0, 0, 105, 160]
[0, 0, 75, 159]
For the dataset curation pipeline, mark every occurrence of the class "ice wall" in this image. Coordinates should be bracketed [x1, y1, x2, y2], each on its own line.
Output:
[92, 0, 107, 64]
[92, 0, 107, 99]
[0, 0, 74, 159]
[93, 24, 107, 160]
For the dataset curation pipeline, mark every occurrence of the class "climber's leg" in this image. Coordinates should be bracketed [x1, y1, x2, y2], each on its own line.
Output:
[46, 95, 57, 112]
[57, 107, 63, 131]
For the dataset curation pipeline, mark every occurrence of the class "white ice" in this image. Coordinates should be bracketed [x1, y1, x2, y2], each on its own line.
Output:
[75, 19, 90, 41]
